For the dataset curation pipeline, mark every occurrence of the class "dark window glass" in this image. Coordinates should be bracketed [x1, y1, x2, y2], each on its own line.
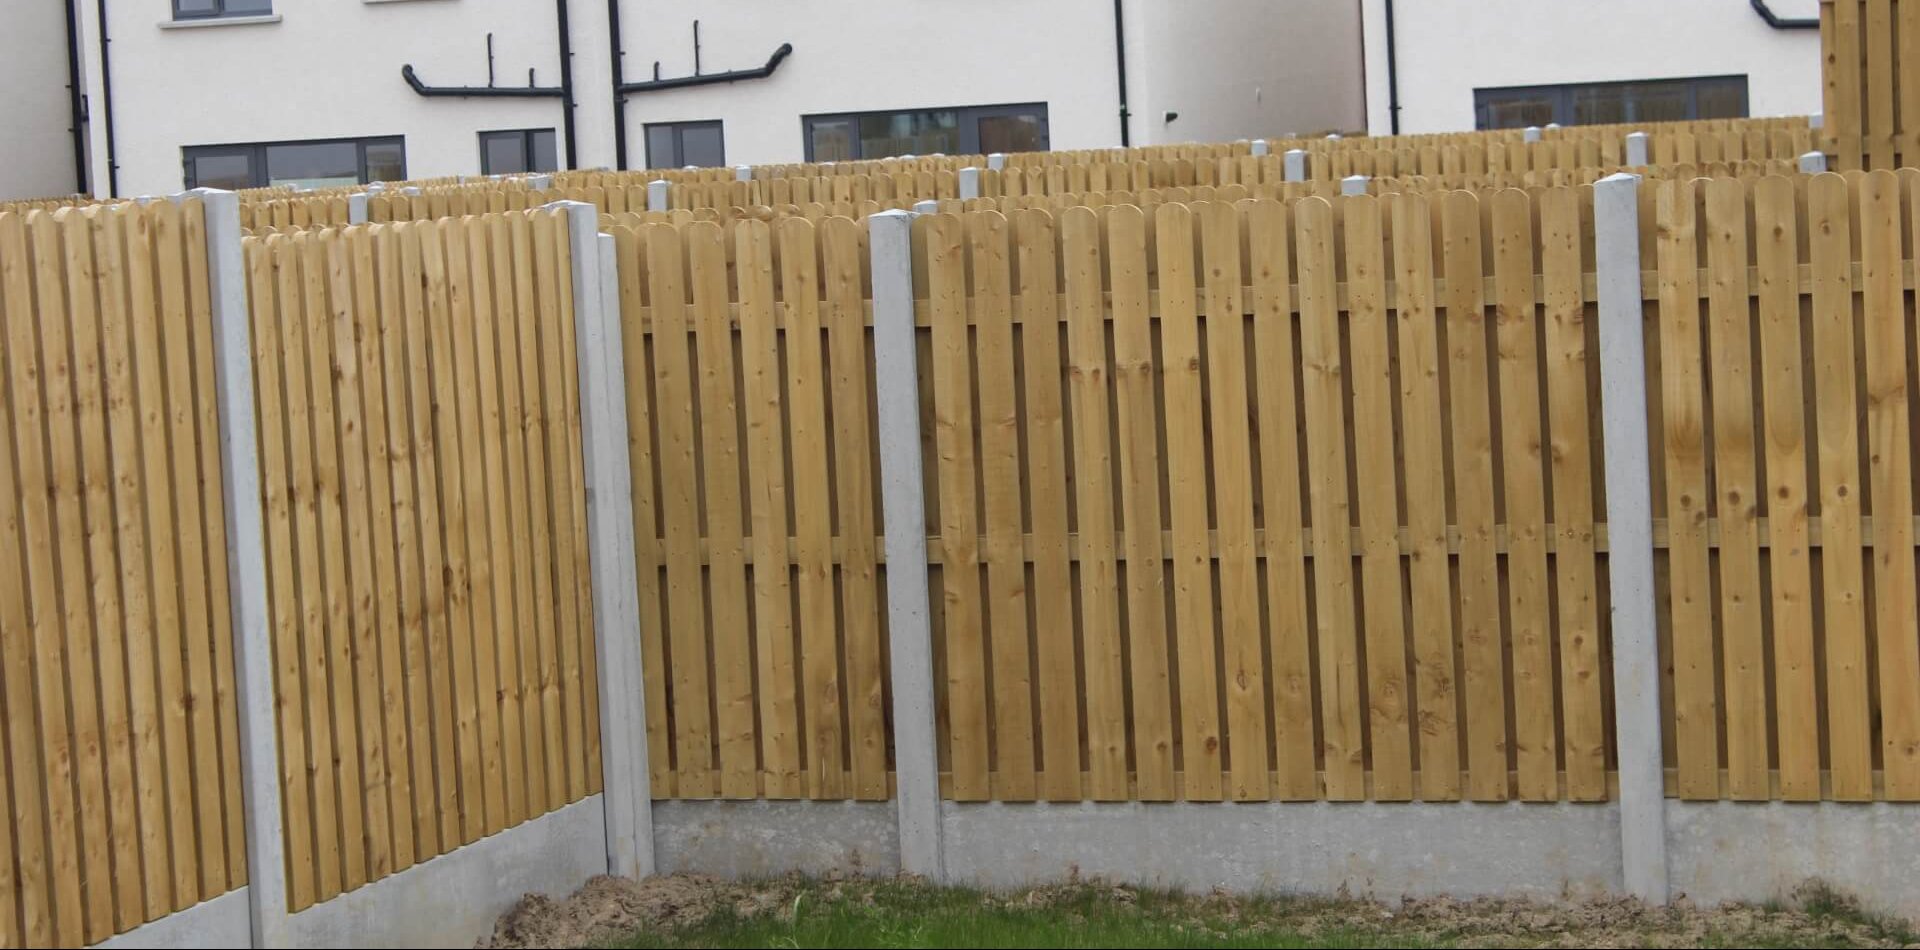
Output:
[182, 136, 405, 189]
[188, 151, 255, 191]
[173, 0, 272, 19]
[808, 119, 856, 162]
[802, 103, 1048, 161]
[266, 141, 358, 188]
[1475, 75, 1748, 129]
[479, 129, 557, 175]
[644, 121, 725, 168]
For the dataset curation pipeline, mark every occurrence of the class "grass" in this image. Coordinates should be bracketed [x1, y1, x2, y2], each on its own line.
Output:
[602, 879, 1428, 949]
[586, 876, 1920, 950]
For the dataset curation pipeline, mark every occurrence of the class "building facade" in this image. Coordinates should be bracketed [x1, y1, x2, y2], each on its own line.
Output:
[0, 0, 1366, 201]
[1359, 0, 1823, 135]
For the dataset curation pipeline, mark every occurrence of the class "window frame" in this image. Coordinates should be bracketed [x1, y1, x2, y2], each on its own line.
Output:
[643, 120, 726, 169]
[478, 128, 559, 176]
[181, 135, 407, 190]
[171, 0, 275, 21]
[1472, 74, 1750, 130]
[800, 102, 1050, 162]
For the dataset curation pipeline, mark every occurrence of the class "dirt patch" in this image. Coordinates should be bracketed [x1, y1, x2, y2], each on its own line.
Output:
[480, 874, 792, 949]
[481, 873, 1918, 949]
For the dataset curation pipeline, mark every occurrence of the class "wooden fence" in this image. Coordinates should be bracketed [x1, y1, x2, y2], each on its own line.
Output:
[905, 192, 1611, 803]
[0, 200, 247, 947]
[239, 209, 601, 912]
[1820, 0, 1917, 169]
[613, 214, 894, 801]
[1644, 169, 1920, 801]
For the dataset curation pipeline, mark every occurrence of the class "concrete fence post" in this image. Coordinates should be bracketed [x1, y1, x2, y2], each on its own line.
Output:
[550, 200, 656, 881]
[401, 186, 422, 198]
[958, 166, 981, 201]
[1593, 172, 1670, 905]
[1625, 131, 1650, 167]
[647, 179, 670, 212]
[913, 199, 939, 215]
[987, 152, 1008, 171]
[183, 187, 291, 947]
[1810, 112, 1826, 129]
[1250, 139, 1270, 157]
[527, 174, 554, 191]
[1799, 151, 1828, 173]
[734, 165, 752, 182]
[1283, 149, 1308, 182]
[347, 193, 369, 226]
[1340, 175, 1369, 196]
[869, 208, 944, 883]
[1523, 125, 1543, 143]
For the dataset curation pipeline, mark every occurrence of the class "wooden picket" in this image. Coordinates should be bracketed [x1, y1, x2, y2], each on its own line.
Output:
[0, 201, 247, 947]
[240, 209, 599, 913]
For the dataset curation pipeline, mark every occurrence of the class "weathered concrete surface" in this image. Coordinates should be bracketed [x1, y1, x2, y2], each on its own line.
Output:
[1667, 802, 1920, 919]
[91, 887, 251, 949]
[941, 801, 1625, 900]
[653, 800, 900, 878]
[284, 795, 609, 949]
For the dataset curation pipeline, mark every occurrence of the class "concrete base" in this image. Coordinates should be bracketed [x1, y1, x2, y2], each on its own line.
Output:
[91, 887, 252, 949]
[942, 801, 1623, 900]
[284, 795, 609, 949]
[653, 799, 900, 878]
[1668, 801, 1920, 919]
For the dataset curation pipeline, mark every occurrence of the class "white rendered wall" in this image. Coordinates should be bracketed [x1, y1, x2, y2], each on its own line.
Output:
[611, 0, 1125, 166]
[1359, 0, 1822, 135]
[1127, 0, 1365, 145]
[0, 0, 81, 199]
[96, 0, 585, 197]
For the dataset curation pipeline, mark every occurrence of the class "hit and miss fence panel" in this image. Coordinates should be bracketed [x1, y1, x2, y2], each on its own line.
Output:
[1646, 170, 1920, 801]
[910, 191, 1612, 804]
[615, 215, 893, 802]
[240, 208, 601, 913]
[0, 201, 247, 947]
[1820, 0, 1919, 170]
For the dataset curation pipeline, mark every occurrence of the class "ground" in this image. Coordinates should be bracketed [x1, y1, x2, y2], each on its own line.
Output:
[480, 873, 1920, 949]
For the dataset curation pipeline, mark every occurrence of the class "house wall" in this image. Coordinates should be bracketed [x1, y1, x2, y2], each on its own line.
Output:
[0, 0, 81, 200]
[1358, 0, 1822, 135]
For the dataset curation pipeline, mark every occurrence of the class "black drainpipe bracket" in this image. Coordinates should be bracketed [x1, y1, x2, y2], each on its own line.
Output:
[402, 64, 565, 98]
[618, 43, 792, 94]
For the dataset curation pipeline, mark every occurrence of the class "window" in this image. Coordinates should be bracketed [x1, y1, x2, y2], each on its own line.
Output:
[182, 136, 406, 190]
[1473, 76, 1749, 130]
[802, 103, 1049, 161]
[480, 129, 558, 175]
[172, 0, 273, 20]
[645, 121, 725, 169]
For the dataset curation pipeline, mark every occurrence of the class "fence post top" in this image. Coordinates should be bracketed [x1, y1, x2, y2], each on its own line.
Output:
[871, 208, 915, 222]
[541, 198, 597, 216]
[1596, 171, 1643, 188]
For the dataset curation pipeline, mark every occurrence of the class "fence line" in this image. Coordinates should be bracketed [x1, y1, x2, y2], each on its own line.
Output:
[0, 200, 247, 947]
[239, 208, 601, 913]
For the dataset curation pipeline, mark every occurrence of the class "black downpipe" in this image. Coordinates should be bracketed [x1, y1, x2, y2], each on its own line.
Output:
[555, 0, 578, 169]
[1385, 0, 1401, 135]
[94, 0, 117, 197]
[63, 0, 88, 194]
[1112, 0, 1131, 146]
[609, 0, 629, 169]
[1751, 0, 1818, 29]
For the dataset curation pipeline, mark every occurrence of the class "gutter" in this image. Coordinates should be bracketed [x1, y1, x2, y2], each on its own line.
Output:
[555, 0, 578, 168]
[401, 64, 565, 98]
[1751, 0, 1818, 29]
[616, 43, 793, 94]
[64, 0, 88, 193]
[1112, 0, 1131, 146]
[1385, 0, 1401, 134]
[94, 0, 117, 196]
[609, 0, 629, 169]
